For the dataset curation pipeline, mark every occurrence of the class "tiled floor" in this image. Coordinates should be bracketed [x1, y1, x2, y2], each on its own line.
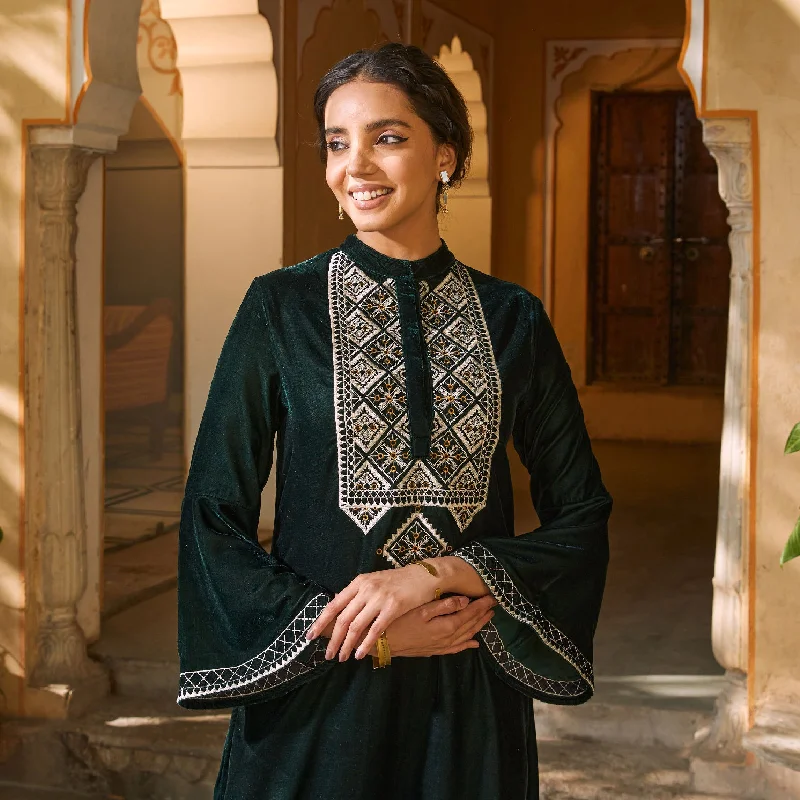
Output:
[104, 422, 184, 552]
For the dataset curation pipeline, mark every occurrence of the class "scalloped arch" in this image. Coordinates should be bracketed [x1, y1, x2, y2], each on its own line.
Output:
[75, 0, 278, 163]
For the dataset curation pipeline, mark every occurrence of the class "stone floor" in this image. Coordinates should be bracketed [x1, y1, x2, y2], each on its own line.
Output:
[104, 421, 183, 553]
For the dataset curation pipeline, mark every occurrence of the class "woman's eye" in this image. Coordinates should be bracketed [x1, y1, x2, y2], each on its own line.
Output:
[377, 134, 407, 145]
[326, 140, 347, 152]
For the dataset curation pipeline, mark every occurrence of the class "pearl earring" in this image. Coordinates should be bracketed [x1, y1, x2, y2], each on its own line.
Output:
[439, 170, 450, 214]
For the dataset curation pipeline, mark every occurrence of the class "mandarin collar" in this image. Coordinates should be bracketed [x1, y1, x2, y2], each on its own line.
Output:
[339, 234, 455, 281]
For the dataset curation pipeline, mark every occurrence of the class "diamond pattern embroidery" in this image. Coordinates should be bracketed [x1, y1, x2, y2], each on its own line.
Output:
[453, 541, 594, 695]
[328, 252, 502, 534]
[178, 594, 329, 703]
[382, 511, 449, 568]
[480, 623, 588, 700]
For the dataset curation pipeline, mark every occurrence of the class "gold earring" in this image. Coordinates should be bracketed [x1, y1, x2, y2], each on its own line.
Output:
[439, 170, 450, 214]
[338, 203, 344, 221]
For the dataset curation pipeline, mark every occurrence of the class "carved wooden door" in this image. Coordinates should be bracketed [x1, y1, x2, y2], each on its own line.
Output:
[589, 91, 730, 386]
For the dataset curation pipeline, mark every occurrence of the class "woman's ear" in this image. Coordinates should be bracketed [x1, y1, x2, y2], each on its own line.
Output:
[437, 143, 457, 180]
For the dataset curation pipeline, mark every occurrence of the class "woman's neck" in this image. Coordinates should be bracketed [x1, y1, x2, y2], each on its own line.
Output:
[355, 218, 442, 261]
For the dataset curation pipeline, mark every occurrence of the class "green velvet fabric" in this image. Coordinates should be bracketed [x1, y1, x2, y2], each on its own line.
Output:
[177, 235, 611, 800]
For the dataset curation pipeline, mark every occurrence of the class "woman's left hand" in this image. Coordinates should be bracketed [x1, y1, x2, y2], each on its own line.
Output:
[306, 564, 440, 662]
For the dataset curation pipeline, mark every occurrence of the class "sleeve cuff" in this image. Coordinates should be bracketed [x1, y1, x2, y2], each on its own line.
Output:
[177, 592, 331, 708]
[452, 541, 594, 703]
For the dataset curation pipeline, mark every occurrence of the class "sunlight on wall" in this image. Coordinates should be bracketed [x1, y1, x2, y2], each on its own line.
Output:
[774, 0, 800, 25]
[0, 8, 68, 110]
[0, 0, 69, 710]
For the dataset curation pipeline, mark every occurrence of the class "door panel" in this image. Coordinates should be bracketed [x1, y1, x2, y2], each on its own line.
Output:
[671, 95, 731, 385]
[589, 91, 730, 387]
[591, 92, 673, 384]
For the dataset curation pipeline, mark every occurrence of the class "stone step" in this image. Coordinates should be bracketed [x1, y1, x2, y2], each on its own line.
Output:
[539, 739, 739, 800]
[535, 675, 726, 750]
[101, 656, 178, 701]
[0, 714, 741, 800]
[0, 697, 229, 800]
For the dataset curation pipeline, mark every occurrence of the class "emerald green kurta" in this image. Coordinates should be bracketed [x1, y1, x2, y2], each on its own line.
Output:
[177, 235, 611, 799]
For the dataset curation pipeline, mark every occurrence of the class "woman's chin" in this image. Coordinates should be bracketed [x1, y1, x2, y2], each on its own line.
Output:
[350, 211, 394, 233]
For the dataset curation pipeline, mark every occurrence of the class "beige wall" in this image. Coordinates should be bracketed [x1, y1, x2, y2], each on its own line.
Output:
[0, 0, 70, 711]
[491, 0, 686, 292]
[705, 0, 800, 719]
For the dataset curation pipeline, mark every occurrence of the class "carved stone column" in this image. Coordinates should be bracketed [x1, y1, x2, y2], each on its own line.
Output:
[26, 145, 108, 699]
[695, 117, 754, 760]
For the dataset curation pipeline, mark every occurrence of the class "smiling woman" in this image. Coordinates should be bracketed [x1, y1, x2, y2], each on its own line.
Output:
[176, 42, 612, 800]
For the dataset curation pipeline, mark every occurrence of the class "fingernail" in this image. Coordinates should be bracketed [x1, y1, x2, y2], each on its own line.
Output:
[325, 648, 332, 660]
[306, 630, 314, 640]
[459, 596, 468, 607]
[355, 648, 363, 659]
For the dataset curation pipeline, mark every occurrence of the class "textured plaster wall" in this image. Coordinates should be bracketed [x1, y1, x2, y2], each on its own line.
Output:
[705, 0, 800, 711]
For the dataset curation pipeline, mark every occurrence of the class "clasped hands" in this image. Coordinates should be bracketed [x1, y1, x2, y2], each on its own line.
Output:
[305, 555, 496, 663]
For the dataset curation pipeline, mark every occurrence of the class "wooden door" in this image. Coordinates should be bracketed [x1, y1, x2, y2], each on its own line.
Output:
[589, 91, 730, 386]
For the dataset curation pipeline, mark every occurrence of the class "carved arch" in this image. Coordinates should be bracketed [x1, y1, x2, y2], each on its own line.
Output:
[437, 36, 488, 198]
[74, 0, 279, 163]
[435, 35, 492, 275]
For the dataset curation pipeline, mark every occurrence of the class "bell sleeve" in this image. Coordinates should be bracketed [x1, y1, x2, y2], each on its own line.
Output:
[453, 295, 611, 706]
[176, 278, 334, 710]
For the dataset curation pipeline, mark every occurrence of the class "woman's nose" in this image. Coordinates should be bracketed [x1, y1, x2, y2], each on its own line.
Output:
[346, 143, 374, 176]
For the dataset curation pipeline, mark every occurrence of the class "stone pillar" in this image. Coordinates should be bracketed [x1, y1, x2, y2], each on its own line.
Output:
[26, 144, 109, 708]
[694, 117, 753, 762]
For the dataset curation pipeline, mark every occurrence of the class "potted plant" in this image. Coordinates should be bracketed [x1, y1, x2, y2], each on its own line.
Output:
[783, 423, 800, 565]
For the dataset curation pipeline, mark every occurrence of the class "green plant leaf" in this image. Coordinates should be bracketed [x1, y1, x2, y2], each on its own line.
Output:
[785, 423, 800, 455]
[781, 514, 800, 566]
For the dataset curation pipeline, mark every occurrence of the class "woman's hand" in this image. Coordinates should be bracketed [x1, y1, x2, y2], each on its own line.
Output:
[306, 563, 448, 661]
[315, 594, 497, 658]
[382, 593, 496, 657]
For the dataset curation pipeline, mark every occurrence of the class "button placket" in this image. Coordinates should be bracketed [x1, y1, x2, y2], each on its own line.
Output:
[395, 268, 433, 460]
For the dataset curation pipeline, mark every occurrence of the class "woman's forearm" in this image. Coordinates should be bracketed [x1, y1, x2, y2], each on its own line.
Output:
[434, 555, 491, 598]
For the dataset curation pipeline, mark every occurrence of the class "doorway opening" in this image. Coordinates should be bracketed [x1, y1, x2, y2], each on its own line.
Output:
[588, 90, 730, 387]
[587, 89, 729, 681]
[101, 99, 185, 620]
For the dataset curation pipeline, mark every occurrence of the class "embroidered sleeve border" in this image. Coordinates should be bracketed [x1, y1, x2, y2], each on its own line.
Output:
[178, 593, 330, 704]
[452, 541, 594, 698]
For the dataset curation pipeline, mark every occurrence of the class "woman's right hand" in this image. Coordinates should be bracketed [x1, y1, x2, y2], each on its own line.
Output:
[383, 593, 497, 657]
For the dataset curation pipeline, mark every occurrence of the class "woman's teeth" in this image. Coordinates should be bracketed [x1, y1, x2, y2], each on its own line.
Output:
[351, 188, 392, 201]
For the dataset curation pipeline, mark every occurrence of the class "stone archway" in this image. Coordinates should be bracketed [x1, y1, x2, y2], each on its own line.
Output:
[23, 0, 281, 719]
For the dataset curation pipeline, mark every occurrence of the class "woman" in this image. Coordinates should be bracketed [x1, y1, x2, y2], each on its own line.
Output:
[177, 43, 611, 800]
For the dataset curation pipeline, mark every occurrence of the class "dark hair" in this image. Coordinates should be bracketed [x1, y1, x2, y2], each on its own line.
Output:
[313, 42, 473, 212]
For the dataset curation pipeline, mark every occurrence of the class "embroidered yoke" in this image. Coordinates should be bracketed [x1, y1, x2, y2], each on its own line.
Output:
[177, 235, 612, 800]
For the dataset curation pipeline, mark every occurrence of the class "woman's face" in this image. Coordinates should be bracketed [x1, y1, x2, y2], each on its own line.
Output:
[324, 79, 456, 237]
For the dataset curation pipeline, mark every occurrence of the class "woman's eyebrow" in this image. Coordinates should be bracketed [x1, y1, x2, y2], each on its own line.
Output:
[324, 118, 412, 136]
[364, 118, 412, 132]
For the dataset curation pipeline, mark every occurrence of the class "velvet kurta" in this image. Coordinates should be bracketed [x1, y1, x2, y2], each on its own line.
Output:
[177, 235, 612, 800]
